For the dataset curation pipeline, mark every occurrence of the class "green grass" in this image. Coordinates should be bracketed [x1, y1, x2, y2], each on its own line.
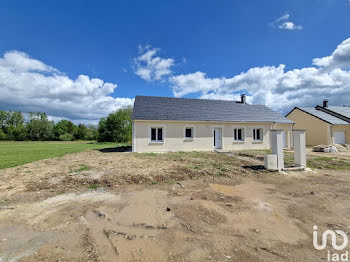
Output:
[307, 156, 350, 170]
[142, 152, 158, 156]
[0, 141, 129, 169]
[74, 165, 91, 173]
[284, 154, 350, 170]
[89, 184, 99, 190]
[284, 152, 295, 166]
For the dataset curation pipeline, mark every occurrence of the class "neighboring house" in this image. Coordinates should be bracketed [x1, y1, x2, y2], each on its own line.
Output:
[286, 100, 350, 146]
[131, 95, 293, 153]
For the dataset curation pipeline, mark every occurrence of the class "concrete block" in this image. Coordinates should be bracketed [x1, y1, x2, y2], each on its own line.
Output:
[264, 154, 278, 170]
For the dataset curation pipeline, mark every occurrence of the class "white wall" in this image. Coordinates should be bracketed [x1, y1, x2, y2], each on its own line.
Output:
[132, 120, 288, 153]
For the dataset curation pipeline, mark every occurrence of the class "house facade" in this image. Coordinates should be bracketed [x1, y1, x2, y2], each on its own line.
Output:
[132, 96, 293, 153]
[286, 100, 350, 146]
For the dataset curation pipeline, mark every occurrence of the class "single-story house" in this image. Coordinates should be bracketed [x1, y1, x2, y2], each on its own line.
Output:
[286, 100, 350, 146]
[131, 95, 294, 153]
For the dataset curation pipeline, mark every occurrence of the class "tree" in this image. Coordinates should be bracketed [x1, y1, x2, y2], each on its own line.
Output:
[26, 112, 54, 141]
[7, 111, 25, 127]
[1, 111, 27, 140]
[0, 110, 8, 130]
[53, 120, 77, 140]
[0, 109, 106, 141]
[85, 125, 98, 140]
[98, 106, 132, 142]
[76, 124, 88, 140]
[11, 124, 27, 141]
[0, 129, 6, 141]
[0, 111, 8, 140]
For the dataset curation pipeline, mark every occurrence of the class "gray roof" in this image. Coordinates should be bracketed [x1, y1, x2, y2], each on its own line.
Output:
[327, 106, 350, 119]
[132, 96, 293, 124]
[298, 107, 350, 125]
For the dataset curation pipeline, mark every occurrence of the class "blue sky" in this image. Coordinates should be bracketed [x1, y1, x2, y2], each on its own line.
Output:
[0, 0, 350, 123]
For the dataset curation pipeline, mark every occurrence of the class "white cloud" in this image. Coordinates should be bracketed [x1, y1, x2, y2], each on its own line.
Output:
[200, 92, 254, 104]
[278, 22, 303, 30]
[275, 13, 290, 23]
[0, 51, 133, 124]
[170, 37, 350, 113]
[171, 71, 223, 97]
[133, 45, 174, 81]
[0, 51, 59, 73]
[313, 38, 350, 68]
[271, 13, 303, 30]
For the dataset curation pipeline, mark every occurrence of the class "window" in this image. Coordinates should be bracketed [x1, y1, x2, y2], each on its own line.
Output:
[253, 128, 263, 141]
[185, 127, 193, 139]
[150, 128, 163, 142]
[234, 128, 244, 141]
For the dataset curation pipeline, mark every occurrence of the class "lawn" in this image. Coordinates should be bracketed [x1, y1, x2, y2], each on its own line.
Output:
[0, 141, 128, 169]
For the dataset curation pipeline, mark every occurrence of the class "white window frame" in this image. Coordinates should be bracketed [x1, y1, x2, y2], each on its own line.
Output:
[252, 127, 264, 142]
[233, 127, 245, 142]
[184, 125, 195, 140]
[149, 126, 165, 143]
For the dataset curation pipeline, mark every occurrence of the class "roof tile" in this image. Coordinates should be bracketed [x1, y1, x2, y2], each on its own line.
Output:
[132, 96, 293, 124]
[298, 107, 349, 125]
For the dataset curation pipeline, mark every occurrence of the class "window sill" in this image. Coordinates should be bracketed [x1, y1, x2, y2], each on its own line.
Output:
[233, 140, 245, 143]
[252, 140, 263, 143]
[184, 138, 194, 141]
[149, 141, 164, 144]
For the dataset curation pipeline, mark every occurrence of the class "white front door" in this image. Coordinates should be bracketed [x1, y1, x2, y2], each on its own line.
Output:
[214, 128, 222, 149]
[334, 131, 346, 144]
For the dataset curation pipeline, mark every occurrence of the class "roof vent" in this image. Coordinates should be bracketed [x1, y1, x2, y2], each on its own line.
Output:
[241, 94, 246, 104]
[323, 99, 328, 108]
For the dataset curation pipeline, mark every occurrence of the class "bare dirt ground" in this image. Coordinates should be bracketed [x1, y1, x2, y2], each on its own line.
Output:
[1, 149, 350, 261]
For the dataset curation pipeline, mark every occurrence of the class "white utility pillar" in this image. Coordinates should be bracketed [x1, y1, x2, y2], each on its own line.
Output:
[264, 154, 278, 170]
[270, 130, 284, 171]
[293, 130, 306, 167]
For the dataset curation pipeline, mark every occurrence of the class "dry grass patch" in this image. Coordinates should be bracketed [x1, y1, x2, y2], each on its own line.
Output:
[1, 150, 262, 201]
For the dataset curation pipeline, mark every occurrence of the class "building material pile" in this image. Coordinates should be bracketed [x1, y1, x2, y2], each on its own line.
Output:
[334, 144, 350, 152]
[312, 145, 338, 153]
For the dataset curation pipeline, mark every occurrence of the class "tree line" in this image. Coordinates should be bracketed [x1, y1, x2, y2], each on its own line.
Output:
[0, 106, 132, 143]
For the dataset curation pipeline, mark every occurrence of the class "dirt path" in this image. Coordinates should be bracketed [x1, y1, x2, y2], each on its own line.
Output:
[1, 150, 350, 261]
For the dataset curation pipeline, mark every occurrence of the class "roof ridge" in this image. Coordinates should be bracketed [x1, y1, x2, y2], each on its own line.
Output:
[135, 95, 267, 107]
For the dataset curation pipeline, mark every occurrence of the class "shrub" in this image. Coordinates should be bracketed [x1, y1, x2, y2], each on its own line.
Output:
[59, 133, 74, 141]
[0, 130, 7, 141]
[98, 106, 132, 142]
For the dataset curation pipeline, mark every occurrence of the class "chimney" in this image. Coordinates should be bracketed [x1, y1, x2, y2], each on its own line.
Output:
[323, 99, 328, 108]
[241, 94, 246, 104]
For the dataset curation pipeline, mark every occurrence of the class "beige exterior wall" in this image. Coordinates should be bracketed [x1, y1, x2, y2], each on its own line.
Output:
[331, 125, 350, 144]
[132, 120, 292, 153]
[287, 108, 331, 146]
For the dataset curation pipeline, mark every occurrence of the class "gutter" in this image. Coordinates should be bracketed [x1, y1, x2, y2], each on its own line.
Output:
[132, 119, 292, 124]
